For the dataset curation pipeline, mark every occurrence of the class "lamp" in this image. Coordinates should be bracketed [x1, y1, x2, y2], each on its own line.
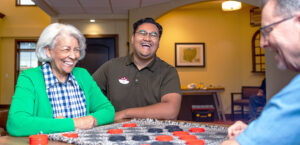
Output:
[222, 1, 242, 11]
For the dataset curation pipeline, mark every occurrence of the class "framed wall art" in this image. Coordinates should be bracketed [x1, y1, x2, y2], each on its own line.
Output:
[175, 43, 205, 67]
[250, 7, 261, 27]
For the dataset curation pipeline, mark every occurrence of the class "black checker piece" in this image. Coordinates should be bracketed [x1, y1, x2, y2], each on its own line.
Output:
[167, 127, 183, 132]
[215, 132, 227, 136]
[165, 125, 180, 130]
[148, 128, 163, 133]
[108, 135, 126, 142]
[165, 125, 182, 132]
[151, 141, 173, 145]
[132, 135, 150, 141]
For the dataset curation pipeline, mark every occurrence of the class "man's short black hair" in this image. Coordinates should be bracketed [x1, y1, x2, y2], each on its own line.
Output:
[133, 17, 163, 39]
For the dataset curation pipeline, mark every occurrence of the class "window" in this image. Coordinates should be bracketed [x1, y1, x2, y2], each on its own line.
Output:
[251, 29, 265, 73]
[15, 40, 39, 84]
[16, 0, 36, 6]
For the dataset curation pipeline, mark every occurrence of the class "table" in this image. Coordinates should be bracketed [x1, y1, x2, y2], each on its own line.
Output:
[0, 136, 69, 145]
[181, 88, 226, 122]
[0, 119, 127, 145]
[0, 120, 229, 145]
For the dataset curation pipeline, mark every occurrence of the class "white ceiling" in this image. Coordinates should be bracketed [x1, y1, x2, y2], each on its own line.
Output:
[33, 0, 173, 17]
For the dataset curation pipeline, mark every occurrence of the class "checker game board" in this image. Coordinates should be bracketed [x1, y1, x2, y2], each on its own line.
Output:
[48, 119, 228, 145]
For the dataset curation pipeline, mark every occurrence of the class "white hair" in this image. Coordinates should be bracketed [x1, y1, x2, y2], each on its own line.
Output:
[36, 23, 86, 62]
[262, 0, 300, 17]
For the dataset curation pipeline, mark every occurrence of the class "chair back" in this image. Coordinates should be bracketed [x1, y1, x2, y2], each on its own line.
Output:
[241, 86, 260, 99]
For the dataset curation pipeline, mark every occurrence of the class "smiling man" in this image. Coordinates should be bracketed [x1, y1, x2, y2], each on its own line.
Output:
[221, 0, 300, 144]
[93, 18, 182, 121]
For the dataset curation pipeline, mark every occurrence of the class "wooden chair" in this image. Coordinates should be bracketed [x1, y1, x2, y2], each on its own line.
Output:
[0, 104, 10, 136]
[231, 86, 260, 121]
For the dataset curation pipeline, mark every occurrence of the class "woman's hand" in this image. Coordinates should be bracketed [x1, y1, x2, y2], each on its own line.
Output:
[73, 115, 97, 130]
[55, 116, 65, 119]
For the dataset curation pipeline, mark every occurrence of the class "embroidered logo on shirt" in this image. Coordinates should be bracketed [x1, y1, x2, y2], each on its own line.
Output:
[119, 77, 130, 84]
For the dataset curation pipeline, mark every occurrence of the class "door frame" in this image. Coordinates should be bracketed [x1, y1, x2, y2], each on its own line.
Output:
[84, 34, 119, 58]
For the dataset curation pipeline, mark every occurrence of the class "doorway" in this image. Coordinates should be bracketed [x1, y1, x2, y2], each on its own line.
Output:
[76, 35, 118, 75]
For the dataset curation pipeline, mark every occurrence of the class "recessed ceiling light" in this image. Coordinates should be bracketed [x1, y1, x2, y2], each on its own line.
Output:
[222, 1, 242, 11]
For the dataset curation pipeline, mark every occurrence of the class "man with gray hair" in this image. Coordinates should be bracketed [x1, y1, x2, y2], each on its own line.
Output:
[222, 0, 300, 144]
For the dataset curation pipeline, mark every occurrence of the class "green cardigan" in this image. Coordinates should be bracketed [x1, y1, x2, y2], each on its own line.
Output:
[6, 66, 115, 136]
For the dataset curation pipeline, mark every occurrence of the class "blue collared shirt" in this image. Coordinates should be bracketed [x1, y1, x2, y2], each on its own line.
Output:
[236, 74, 300, 145]
[42, 63, 87, 118]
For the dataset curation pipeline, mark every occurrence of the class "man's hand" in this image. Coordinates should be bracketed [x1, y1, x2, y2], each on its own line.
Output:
[257, 89, 264, 96]
[221, 139, 240, 145]
[73, 115, 97, 130]
[113, 93, 181, 121]
[114, 110, 128, 121]
[227, 121, 248, 139]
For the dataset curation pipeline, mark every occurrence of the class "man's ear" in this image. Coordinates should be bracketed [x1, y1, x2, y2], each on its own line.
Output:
[293, 14, 300, 33]
[131, 34, 134, 44]
[295, 13, 300, 23]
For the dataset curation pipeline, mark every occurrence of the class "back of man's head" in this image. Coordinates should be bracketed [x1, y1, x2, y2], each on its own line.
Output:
[262, 0, 300, 17]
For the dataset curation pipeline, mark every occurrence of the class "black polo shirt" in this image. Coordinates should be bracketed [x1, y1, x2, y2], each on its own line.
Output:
[92, 54, 181, 111]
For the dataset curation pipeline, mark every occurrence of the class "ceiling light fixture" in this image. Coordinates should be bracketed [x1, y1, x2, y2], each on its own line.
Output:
[222, 1, 242, 11]
[90, 19, 96, 23]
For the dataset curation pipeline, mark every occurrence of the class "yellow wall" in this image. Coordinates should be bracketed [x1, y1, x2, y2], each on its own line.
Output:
[0, 39, 15, 104]
[0, 17, 3, 34]
[0, 38, 2, 97]
[0, 0, 50, 104]
[0, 6, 3, 104]
[155, 2, 265, 113]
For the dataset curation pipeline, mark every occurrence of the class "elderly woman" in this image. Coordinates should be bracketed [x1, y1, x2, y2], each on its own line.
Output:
[6, 23, 115, 136]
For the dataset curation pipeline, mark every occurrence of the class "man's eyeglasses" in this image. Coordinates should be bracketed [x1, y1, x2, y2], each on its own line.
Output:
[135, 30, 159, 40]
[260, 15, 295, 39]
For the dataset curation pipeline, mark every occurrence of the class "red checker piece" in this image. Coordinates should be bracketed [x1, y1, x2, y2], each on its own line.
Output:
[107, 129, 123, 134]
[29, 134, 48, 145]
[173, 131, 189, 136]
[186, 139, 205, 145]
[62, 133, 78, 138]
[179, 135, 197, 141]
[123, 123, 137, 127]
[189, 128, 205, 133]
[156, 135, 173, 141]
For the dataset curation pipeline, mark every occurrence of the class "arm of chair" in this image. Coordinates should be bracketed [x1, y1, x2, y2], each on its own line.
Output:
[0, 109, 9, 136]
[0, 127, 6, 136]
